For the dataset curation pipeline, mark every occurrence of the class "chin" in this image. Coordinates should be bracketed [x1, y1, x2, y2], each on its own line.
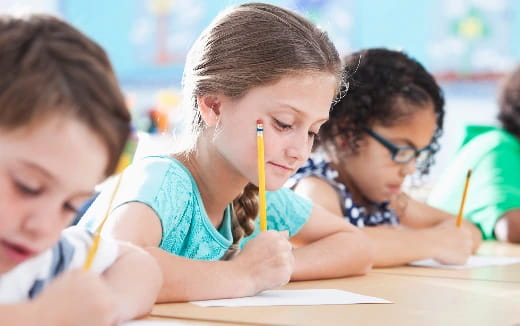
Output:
[369, 193, 391, 204]
[266, 182, 285, 192]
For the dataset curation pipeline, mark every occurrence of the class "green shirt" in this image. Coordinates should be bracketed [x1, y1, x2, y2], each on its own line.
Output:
[428, 126, 520, 239]
[81, 155, 312, 260]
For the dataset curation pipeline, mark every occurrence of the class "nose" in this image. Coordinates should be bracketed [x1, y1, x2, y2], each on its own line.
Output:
[286, 131, 312, 163]
[20, 199, 61, 241]
[398, 158, 416, 177]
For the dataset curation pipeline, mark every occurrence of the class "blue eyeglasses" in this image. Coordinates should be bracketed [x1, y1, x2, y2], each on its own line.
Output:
[363, 127, 436, 165]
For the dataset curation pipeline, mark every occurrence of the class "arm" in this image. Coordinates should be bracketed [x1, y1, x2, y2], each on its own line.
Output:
[1, 270, 119, 326]
[494, 209, 520, 243]
[108, 202, 293, 302]
[393, 193, 481, 252]
[291, 177, 372, 278]
[289, 205, 374, 279]
[101, 243, 162, 321]
[294, 177, 473, 267]
[362, 223, 474, 267]
[0, 303, 35, 325]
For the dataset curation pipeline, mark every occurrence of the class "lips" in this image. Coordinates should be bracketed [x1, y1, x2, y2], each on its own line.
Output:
[0, 239, 37, 264]
[268, 162, 294, 171]
[387, 184, 402, 193]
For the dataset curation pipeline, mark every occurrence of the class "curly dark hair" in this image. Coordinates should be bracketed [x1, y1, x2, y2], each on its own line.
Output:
[319, 48, 445, 175]
[498, 64, 520, 139]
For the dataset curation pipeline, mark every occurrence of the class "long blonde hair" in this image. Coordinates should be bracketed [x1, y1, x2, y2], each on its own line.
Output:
[182, 2, 342, 258]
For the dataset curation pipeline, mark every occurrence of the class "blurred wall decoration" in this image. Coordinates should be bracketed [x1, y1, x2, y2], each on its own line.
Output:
[57, 0, 520, 85]
[2, 0, 518, 85]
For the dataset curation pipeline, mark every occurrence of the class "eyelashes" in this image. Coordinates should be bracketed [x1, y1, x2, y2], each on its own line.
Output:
[14, 180, 41, 196]
[274, 118, 292, 130]
[13, 178, 79, 214]
[273, 118, 317, 139]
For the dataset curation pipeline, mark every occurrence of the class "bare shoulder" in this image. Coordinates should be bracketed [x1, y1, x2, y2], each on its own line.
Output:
[105, 202, 163, 248]
[293, 176, 342, 216]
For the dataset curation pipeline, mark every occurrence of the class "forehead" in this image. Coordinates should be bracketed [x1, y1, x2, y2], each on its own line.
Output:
[239, 72, 338, 120]
[0, 116, 108, 192]
[372, 103, 437, 147]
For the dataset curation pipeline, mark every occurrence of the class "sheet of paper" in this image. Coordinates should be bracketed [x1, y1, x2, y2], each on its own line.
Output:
[410, 255, 520, 270]
[191, 289, 391, 307]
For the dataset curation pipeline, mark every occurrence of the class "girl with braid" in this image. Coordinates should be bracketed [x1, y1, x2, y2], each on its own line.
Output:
[290, 48, 481, 267]
[81, 2, 372, 302]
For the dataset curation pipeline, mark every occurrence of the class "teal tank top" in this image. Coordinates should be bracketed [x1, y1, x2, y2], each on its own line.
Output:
[81, 155, 312, 260]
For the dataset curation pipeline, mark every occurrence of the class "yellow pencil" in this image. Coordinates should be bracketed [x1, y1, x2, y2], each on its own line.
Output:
[83, 129, 138, 270]
[257, 120, 267, 231]
[456, 169, 472, 227]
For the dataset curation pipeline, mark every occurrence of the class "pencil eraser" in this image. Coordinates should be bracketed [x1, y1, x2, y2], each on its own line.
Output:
[256, 119, 263, 124]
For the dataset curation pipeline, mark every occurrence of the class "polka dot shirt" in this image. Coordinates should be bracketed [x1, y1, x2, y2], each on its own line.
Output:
[287, 157, 399, 227]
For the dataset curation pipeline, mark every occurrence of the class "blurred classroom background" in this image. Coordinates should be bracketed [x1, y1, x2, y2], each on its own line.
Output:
[4, 0, 520, 179]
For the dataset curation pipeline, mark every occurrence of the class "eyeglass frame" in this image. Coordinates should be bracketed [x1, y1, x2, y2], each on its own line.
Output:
[362, 127, 437, 165]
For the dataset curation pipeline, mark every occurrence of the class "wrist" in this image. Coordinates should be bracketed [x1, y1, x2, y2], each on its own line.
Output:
[421, 227, 440, 258]
[227, 257, 257, 297]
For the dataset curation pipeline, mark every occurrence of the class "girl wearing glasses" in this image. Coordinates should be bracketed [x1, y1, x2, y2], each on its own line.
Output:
[289, 48, 481, 267]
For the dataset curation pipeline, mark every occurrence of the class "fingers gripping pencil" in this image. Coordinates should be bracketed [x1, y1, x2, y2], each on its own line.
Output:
[83, 127, 138, 270]
[257, 120, 267, 231]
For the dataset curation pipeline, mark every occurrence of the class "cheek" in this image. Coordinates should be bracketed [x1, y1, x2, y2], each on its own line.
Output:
[0, 180, 22, 231]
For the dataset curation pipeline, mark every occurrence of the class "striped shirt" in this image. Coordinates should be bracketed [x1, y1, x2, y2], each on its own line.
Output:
[0, 226, 118, 303]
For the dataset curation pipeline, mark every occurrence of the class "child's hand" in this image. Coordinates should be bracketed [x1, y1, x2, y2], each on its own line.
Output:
[233, 230, 294, 295]
[32, 269, 118, 326]
[429, 220, 474, 265]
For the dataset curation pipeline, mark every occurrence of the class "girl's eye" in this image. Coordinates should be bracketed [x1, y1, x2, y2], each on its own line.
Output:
[274, 119, 293, 130]
[14, 180, 41, 196]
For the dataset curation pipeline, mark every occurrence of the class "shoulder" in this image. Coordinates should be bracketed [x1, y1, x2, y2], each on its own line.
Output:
[463, 127, 520, 156]
[125, 155, 195, 189]
[294, 175, 338, 200]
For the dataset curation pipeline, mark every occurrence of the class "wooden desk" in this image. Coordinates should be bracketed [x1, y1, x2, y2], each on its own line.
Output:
[150, 273, 520, 326]
[373, 242, 520, 283]
[143, 316, 246, 325]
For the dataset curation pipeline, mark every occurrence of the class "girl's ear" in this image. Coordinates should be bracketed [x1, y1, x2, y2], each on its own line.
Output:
[196, 94, 222, 127]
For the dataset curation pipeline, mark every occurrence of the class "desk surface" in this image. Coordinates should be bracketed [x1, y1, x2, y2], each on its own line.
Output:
[373, 241, 520, 283]
[145, 242, 520, 325]
[151, 273, 520, 326]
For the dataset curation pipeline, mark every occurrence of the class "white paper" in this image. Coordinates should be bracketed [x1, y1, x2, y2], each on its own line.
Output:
[410, 255, 520, 270]
[191, 289, 391, 307]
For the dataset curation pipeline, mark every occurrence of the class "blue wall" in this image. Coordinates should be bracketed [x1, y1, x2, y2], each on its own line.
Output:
[59, 0, 520, 86]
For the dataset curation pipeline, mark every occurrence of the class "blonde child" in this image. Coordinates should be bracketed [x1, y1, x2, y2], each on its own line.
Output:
[81, 2, 372, 302]
[290, 48, 481, 267]
[0, 15, 161, 325]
